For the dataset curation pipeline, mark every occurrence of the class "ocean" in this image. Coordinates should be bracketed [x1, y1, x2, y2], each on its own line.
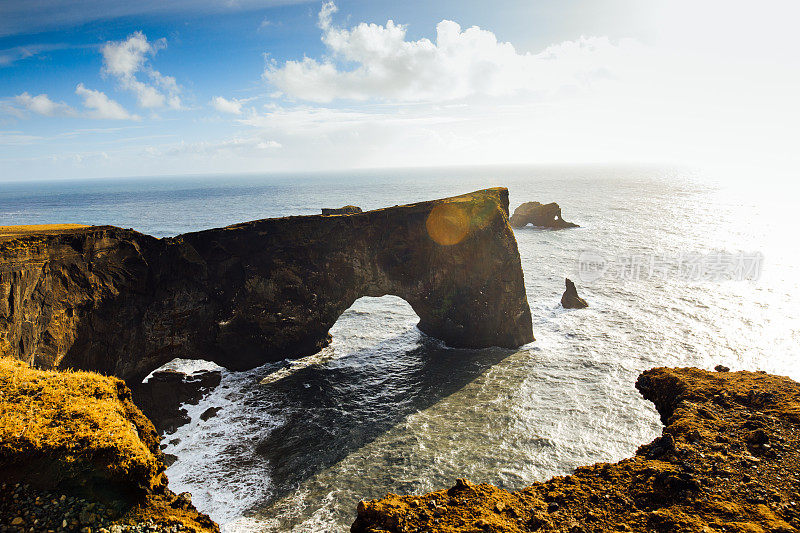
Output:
[1, 166, 798, 531]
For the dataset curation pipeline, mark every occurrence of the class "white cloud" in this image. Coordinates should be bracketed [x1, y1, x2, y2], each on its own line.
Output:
[317, 1, 337, 29]
[4, 0, 797, 181]
[102, 31, 158, 77]
[147, 135, 282, 158]
[264, 2, 627, 103]
[0, 45, 58, 67]
[101, 31, 182, 109]
[75, 83, 139, 120]
[212, 96, 244, 114]
[13, 93, 76, 116]
[0, 131, 45, 145]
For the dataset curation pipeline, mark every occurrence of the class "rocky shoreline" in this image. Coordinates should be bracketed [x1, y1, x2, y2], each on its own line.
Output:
[352, 367, 800, 532]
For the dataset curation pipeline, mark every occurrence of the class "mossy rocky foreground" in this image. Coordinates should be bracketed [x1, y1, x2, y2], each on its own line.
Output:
[4, 348, 800, 533]
[0, 358, 217, 532]
[352, 368, 800, 533]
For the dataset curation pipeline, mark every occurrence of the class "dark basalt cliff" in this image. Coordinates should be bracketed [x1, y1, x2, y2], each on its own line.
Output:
[509, 202, 578, 229]
[0, 188, 533, 383]
[352, 367, 800, 533]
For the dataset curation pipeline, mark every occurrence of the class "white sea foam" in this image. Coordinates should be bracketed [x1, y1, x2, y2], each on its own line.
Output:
[162, 365, 283, 525]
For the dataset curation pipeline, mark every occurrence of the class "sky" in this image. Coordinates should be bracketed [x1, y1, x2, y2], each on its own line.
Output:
[0, 0, 798, 180]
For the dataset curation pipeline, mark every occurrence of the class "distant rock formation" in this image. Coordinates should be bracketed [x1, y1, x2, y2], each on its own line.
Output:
[509, 201, 578, 229]
[352, 367, 800, 533]
[322, 205, 362, 215]
[561, 278, 588, 308]
[0, 188, 533, 384]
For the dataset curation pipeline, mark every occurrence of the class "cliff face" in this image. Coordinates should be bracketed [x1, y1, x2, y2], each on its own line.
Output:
[0, 227, 160, 381]
[352, 367, 800, 533]
[0, 188, 533, 383]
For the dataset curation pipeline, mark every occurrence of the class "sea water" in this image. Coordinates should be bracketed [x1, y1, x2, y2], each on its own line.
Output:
[2, 166, 798, 531]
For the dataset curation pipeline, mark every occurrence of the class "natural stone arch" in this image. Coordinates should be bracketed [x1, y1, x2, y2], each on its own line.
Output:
[1, 188, 533, 383]
[166, 188, 534, 378]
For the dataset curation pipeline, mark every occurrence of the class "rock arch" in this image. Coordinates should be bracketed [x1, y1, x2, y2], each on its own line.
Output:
[0, 188, 533, 383]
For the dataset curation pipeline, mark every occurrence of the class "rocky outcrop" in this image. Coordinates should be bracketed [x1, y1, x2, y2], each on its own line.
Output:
[131, 369, 222, 435]
[509, 202, 578, 229]
[352, 367, 800, 533]
[322, 205, 362, 215]
[0, 188, 533, 383]
[0, 357, 217, 532]
[561, 278, 588, 309]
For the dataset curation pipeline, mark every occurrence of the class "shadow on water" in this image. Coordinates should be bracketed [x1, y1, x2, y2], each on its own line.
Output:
[243, 329, 516, 508]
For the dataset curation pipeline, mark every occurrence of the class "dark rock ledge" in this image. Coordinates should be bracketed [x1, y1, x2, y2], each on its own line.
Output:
[131, 369, 222, 435]
[322, 205, 362, 215]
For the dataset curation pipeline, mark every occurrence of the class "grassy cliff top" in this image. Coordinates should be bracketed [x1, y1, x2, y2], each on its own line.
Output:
[0, 357, 219, 531]
[0, 224, 90, 236]
[0, 357, 162, 491]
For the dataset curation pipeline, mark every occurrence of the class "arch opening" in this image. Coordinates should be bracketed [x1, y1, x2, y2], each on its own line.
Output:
[329, 295, 421, 355]
[258, 295, 422, 386]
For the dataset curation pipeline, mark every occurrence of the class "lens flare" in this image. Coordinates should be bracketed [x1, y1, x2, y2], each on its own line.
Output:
[426, 203, 469, 246]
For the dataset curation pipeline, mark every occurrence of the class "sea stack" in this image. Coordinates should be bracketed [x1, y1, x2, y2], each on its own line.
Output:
[509, 201, 578, 229]
[561, 278, 588, 308]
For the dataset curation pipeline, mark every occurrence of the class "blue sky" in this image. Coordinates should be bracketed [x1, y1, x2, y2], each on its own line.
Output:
[1, 0, 798, 180]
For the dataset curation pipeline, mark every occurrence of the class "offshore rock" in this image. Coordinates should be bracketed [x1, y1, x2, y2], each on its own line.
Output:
[561, 278, 588, 309]
[0, 188, 532, 383]
[322, 205, 362, 215]
[0, 358, 218, 532]
[509, 201, 578, 229]
[131, 370, 222, 435]
[352, 367, 800, 533]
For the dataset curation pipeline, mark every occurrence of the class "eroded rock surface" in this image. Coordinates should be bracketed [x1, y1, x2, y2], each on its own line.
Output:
[509, 202, 578, 229]
[352, 367, 800, 533]
[0, 188, 533, 383]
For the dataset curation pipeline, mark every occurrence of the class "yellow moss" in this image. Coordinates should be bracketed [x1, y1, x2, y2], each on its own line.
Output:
[0, 357, 161, 489]
[0, 224, 89, 237]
